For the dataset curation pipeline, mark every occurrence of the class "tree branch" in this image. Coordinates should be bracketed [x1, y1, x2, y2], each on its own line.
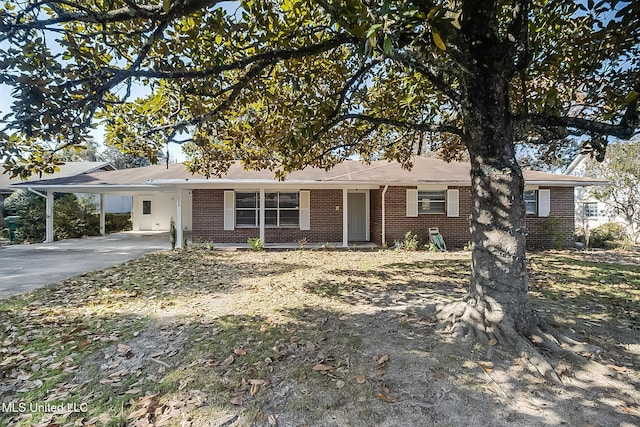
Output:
[327, 59, 382, 120]
[519, 105, 639, 140]
[105, 33, 357, 80]
[390, 52, 461, 102]
[327, 113, 462, 135]
[2, 0, 224, 32]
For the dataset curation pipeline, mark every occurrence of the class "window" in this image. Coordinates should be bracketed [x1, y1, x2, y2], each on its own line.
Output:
[266, 192, 299, 227]
[142, 200, 151, 215]
[235, 192, 259, 227]
[418, 191, 446, 214]
[235, 192, 300, 227]
[524, 190, 537, 215]
[584, 202, 598, 218]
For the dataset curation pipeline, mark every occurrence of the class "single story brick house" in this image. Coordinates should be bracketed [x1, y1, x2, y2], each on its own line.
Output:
[11, 157, 606, 248]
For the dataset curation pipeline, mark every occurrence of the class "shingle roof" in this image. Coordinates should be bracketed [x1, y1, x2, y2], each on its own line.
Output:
[9, 157, 606, 192]
[1, 162, 114, 193]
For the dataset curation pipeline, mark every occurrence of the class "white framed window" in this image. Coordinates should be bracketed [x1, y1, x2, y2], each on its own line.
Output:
[234, 192, 300, 228]
[265, 192, 300, 227]
[418, 191, 446, 214]
[235, 192, 259, 227]
[584, 202, 598, 218]
[524, 190, 537, 215]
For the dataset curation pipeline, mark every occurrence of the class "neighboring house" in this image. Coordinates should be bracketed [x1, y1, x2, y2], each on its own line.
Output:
[564, 154, 616, 233]
[11, 157, 605, 249]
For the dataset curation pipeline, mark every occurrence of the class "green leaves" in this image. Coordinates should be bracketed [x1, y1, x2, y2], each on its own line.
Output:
[0, 0, 637, 178]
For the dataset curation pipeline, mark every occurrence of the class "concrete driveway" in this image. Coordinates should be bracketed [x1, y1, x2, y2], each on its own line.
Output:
[0, 232, 170, 298]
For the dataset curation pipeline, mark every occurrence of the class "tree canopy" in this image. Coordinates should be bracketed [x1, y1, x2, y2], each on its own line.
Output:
[1, 0, 637, 177]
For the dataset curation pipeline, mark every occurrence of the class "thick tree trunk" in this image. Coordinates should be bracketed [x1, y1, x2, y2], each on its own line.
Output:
[461, 67, 538, 337]
[434, 12, 539, 339]
[435, 1, 608, 383]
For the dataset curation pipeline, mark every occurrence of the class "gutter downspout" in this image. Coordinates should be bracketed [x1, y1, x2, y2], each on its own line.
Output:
[99, 194, 106, 236]
[381, 184, 388, 246]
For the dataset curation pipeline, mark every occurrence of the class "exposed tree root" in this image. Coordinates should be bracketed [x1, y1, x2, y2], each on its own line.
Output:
[435, 299, 613, 385]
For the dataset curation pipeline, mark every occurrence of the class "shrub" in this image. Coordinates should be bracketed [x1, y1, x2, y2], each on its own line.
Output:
[3, 190, 101, 242]
[542, 214, 566, 250]
[589, 222, 627, 249]
[396, 231, 420, 251]
[248, 237, 264, 251]
[105, 213, 132, 233]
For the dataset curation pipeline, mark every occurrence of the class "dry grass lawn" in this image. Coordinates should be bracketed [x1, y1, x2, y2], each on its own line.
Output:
[0, 248, 639, 426]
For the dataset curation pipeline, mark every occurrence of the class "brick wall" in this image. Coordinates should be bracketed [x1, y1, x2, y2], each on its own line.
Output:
[525, 187, 575, 249]
[371, 186, 472, 249]
[192, 186, 575, 249]
[192, 189, 343, 243]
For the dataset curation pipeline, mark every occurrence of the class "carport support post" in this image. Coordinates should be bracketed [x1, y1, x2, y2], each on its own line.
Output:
[342, 189, 348, 247]
[99, 194, 106, 236]
[259, 188, 265, 244]
[45, 191, 54, 243]
[175, 189, 183, 249]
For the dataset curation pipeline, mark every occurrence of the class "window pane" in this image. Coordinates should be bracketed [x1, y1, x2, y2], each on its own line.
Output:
[279, 210, 300, 226]
[236, 210, 257, 226]
[524, 191, 537, 214]
[265, 193, 278, 208]
[142, 200, 151, 215]
[418, 191, 445, 214]
[419, 191, 445, 201]
[236, 192, 257, 208]
[265, 209, 277, 226]
[584, 202, 598, 218]
[279, 193, 299, 209]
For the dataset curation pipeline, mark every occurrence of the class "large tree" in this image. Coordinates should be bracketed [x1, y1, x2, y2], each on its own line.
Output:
[1, 0, 638, 380]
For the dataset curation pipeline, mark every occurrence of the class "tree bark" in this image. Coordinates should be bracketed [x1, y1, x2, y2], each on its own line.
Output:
[453, 8, 538, 337]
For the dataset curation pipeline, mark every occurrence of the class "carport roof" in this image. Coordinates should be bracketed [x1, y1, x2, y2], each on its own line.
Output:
[9, 157, 607, 192]
[2, 162, 115, 193]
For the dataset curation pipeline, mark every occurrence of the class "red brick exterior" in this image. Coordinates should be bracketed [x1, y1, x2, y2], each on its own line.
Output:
[192, 186, 575, 249]
[192, 189, 342, 244]
[370, 186, 472, 249]
[525, 187, 575, 249]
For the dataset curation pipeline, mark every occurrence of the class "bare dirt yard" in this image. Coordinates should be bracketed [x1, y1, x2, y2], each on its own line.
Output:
[1, 248, 638, 426]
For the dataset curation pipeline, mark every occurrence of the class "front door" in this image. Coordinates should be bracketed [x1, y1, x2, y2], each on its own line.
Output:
[347, 192, 367, 241]
[139, 198, 153, 231]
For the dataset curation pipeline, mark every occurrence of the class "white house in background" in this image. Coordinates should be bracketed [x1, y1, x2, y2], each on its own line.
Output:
[564, 155, 613, 232]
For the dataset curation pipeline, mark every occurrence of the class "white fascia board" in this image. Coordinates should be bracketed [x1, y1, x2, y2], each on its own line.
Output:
[9, 184, 158, 193]
[525, 180, 609, 187]
[151, 179, 381, 190]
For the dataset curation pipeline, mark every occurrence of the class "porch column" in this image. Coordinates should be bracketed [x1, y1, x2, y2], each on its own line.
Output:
[175, 188, 183, 249]
[381, 185, 388, 245]
[342, 189, 348, 247]
[45, 191, 54, 243]
[259, 188, 265, 244]
[99, 194, 106, 236]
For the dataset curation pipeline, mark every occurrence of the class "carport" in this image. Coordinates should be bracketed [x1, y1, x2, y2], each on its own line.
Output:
[8, 164, 195, 248]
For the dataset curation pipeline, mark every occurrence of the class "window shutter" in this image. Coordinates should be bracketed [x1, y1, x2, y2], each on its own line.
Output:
[447, 189, 459, 217]
[223, 190, 235, 230]
[406, 189, 418, 217]
[299, 190, 310, 230]
[538, 189, 551, 217]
